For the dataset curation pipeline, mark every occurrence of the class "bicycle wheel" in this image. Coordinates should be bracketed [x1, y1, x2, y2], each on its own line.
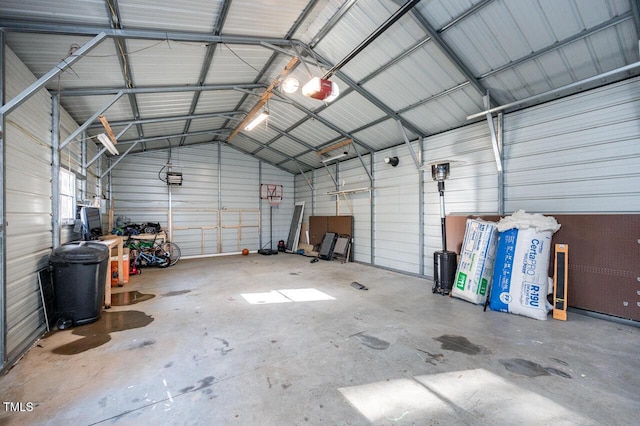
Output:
[161, 242, 181, 266]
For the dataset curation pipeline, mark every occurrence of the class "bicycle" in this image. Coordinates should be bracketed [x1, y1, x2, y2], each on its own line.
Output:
[124, 234, 181, 271]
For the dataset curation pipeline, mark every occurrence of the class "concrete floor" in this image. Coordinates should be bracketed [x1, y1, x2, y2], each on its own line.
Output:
[1, 253, 639, 425]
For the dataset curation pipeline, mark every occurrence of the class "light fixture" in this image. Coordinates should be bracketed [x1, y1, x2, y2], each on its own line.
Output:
[244, 110, 269, 131]
[281, 77, 300, 94]
[384, 156, 399, 167]
[97, 133, 119, 155]
[321, 151, 347, 163]
[166, 171, 183, 186]
[302, 77, 340, 102]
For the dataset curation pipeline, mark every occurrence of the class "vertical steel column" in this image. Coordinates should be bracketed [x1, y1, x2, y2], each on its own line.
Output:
[335, 162, 340, 215]
[497, 112, 504, 215]
[167, 150, 173, 242]
[51, 94, 60, 248]
[311, 169, 316, 215]
[217, 141, 222, 253]
[418, 137, 425, 276]
[258, 160, 263, 249]
[0, 28, 6, 370]
[370, 152, 375, 265]
[81, 131, 87, 201]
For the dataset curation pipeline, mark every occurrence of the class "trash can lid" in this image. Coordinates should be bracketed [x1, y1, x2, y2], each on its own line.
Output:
[50, 241, 110, 264]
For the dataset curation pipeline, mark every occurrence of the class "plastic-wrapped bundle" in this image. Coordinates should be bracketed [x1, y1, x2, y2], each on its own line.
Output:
[452, 219, 499, 305]
[489, 210, 561, 320]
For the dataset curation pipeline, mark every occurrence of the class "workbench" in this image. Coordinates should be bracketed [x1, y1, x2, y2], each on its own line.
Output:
[96, 235, 124, 308]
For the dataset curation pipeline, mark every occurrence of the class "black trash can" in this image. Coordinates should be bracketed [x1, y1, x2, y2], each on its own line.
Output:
[49, 241, 109, 330]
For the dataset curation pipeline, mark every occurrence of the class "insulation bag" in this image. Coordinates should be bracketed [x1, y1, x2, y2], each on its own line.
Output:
[489, 211, 560, 320]
[452, 219, 499, 305]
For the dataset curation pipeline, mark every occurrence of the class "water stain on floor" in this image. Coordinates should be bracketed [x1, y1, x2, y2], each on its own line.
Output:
[354, 333, 390, 350]
[51, 310, 154, 355]
[500, 358, 572, 379]
[434, 335, 489, 355]
[111, 291, 155, 306]
[161, 289, 192, 297]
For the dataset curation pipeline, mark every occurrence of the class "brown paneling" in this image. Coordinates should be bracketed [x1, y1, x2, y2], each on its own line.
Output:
[309, 216, 328, 246]
[447, 214, 640, 321]
[308, 216, 353, 246]
[327, 216, 352, 237]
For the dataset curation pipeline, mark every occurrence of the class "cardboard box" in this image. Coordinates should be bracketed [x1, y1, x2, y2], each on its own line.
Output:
[110, 247, 130, 286]
[452, 219, 499, 305]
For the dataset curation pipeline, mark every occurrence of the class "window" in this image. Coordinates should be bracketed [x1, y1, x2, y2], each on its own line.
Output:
[59, 168, 76, 225]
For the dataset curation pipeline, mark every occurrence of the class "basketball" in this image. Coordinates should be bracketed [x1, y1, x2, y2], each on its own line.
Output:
[242, 248, 249, 256]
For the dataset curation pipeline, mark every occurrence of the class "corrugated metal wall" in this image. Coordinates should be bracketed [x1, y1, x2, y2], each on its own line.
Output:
[4, 47, 51, 362]
[110, 143, 294, 256]
[295, 77, 640, 280]
[422, 122, 498, 278]
[503, 77, 640, 212]
[374, 145, 421, 273]
[2, 47, 103, 368]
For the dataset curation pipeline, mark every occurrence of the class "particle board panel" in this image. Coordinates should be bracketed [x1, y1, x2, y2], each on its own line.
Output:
[308, 216, 353, 247]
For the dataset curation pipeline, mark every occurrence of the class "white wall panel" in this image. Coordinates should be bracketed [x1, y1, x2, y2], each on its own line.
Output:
[111, 143, 293, 257]
[374, 145, 420, 273]
[4, 47, 52, 362]
[260, 162, 294, 251]
[503, 77, 640, 213]
[293, 78, 640, 281]
[337, 156, 372, 263]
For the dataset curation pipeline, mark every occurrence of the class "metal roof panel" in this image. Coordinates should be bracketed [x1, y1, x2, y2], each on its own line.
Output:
[223, 0, 310, 37]
[135, 92, 195, 118]
[118, 0, 221, 33]
[125, 40, 204, 86]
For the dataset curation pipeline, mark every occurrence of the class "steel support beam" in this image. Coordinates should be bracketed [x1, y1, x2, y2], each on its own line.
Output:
[407, 10, 493, 107]
[56, 83, 265, 97]
[439, 0, 495, 33]
[0, 20, 294, 46]
[323, 0, 421, 79]
[0, 28, 6, 370]
[497, 112, 504, 216]
[467, 60, 640, 119]
[483, 94, 503, 173]
[0, 32, 107, 115]
[59, 91, 124, 150]
[479, 13, 634, 80]
[399, 121, 421, 169]
[179, 0, 233, 147]
[51, 94, 61, 248]
[88, 110, 243, 129]
[629, 0, 640, 55]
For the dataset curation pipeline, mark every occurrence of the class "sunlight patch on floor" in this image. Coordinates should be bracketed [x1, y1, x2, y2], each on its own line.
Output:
[340, 368, 593, 425]
[241, 288, 335, 304]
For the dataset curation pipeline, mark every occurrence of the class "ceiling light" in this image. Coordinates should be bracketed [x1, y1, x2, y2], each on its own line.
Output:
[281, 77, 300, 94]
[244, 111, 269, 131]
[97, 133, 119, 155]
[302, 77, 340, 102]
[321, 151, 347, 163]
[384, 156, 399, 167]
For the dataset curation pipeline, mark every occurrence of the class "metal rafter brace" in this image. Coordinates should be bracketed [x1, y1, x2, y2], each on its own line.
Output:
[228, 56, 299, 141]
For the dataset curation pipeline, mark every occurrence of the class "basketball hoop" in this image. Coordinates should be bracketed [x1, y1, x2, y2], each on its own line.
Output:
[258, 184, 283, 255]
[260, 184, 283, 207]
